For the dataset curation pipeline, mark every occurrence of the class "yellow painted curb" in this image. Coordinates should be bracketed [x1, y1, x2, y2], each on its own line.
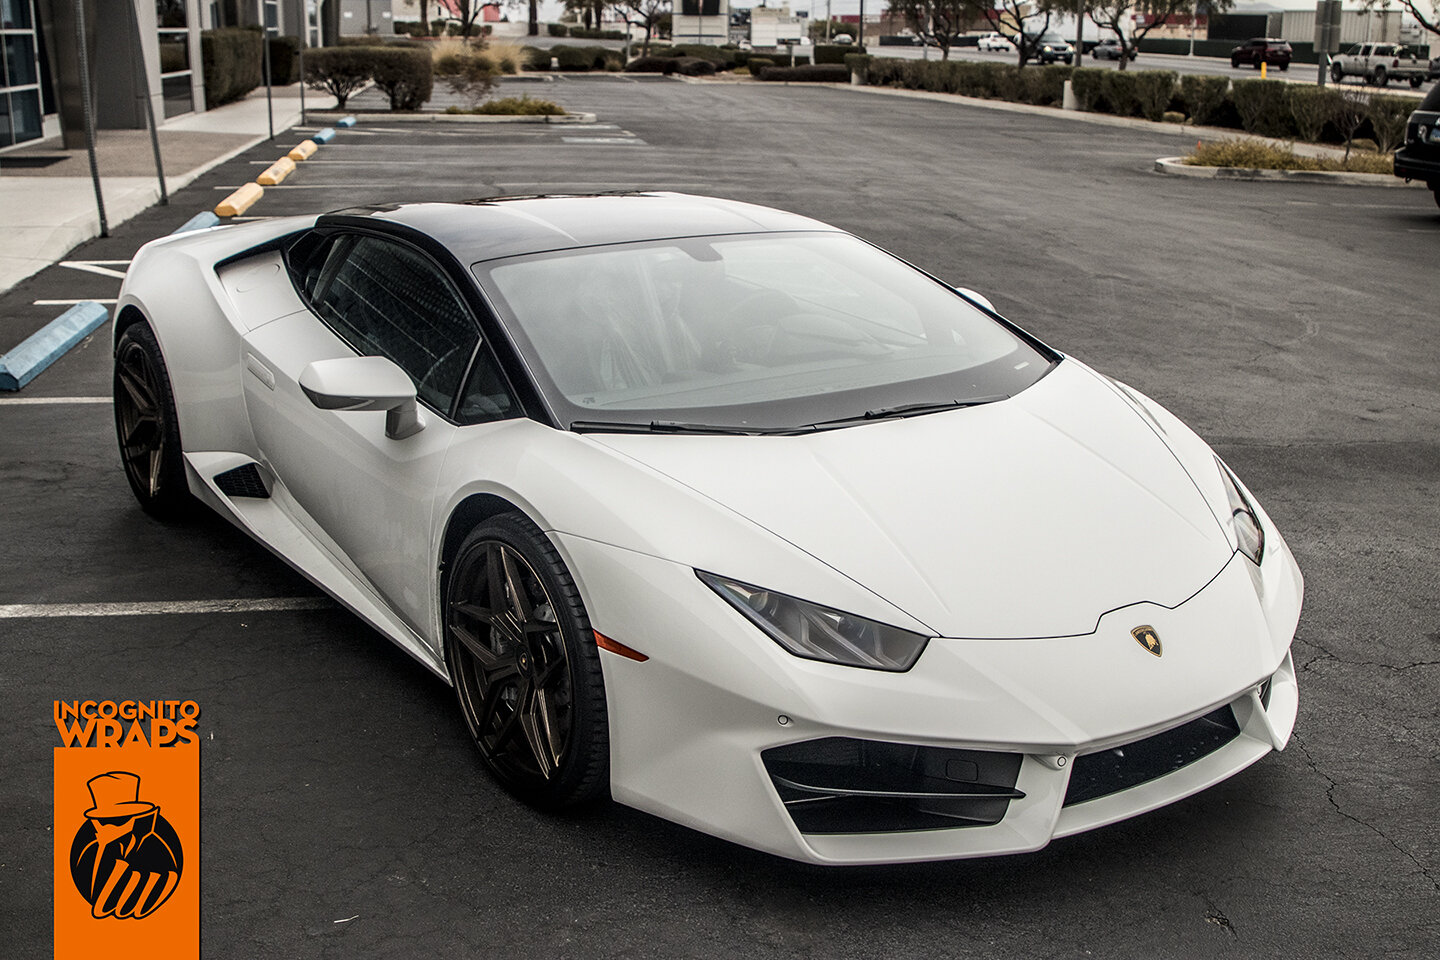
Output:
[288, 139, 317, 161]
[256, 156, 296, 186]
[215, 182, 264, 217]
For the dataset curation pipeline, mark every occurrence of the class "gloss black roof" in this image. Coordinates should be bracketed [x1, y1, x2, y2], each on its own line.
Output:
[320, 193, 841, 263]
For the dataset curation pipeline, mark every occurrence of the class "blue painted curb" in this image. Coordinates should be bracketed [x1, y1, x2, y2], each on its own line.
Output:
[173, 211, 221, 234]
[336, 116, 357, 128]
[0, 301, 110, 391]
[313, 127, 337, 144]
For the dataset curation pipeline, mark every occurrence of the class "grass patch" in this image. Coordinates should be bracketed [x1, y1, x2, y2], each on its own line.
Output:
[1183, 138, 1393, 175]
[445, 95, 565, 116]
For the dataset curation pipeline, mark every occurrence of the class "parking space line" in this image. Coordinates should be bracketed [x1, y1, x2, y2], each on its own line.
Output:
[58, 260, 130, 279]
[0, 597, 333, 617]
[0, 395, 110, 404]
[35, 299, 118, 306]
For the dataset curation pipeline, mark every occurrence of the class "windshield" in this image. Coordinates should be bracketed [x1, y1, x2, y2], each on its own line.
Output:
[473, 232, 1054, 432]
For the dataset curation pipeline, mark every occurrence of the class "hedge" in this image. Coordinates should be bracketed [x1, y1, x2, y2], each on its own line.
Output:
[813, 43, 866, 65]
[624, 56, 716, 76]
[266, 35, 299, 86]
[200, 28, 262, 108]
[758, 64, 849, 83]
[548, 44, 623, 71]
[865, 57, 1417, 152]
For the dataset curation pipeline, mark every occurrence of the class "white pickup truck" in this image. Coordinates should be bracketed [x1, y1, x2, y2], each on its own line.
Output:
[1329, 43, 1430, 88]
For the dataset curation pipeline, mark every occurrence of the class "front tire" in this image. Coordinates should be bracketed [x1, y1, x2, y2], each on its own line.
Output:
[1411, 76, 1423, 88]
[113, 322, 191, 518]
[1375, 67, 1388, 86]
[1232, 57, 1241, 68]
[445, 513, 609, 810]
[1331, 62, 1344, 82]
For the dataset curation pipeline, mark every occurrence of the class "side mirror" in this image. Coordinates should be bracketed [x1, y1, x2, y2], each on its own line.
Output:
[953, 286, 1000, 315]
[299, 356, 425, 440]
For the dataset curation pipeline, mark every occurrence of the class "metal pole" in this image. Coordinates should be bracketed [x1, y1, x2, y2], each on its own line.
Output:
[131, 0, 167, 204]
[858, 0, 864, 47]
[260, 0, 274, 140]
[73, 0, 106, 236]
[297, 0, 307, 125]
[1074, 0, 1083, 66]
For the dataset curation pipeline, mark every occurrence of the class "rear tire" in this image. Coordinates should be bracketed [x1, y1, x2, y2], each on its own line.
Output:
[1411, 76, 1423, 88]
[1232, 57, 1241, 68]
[1433, 188, 1440, 212]
[1331, 62, 1343, 82]
[113, 322, 191, 518]
[1375, 67, 1388, 86]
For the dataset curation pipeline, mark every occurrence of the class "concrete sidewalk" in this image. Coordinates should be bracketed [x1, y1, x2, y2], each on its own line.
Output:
[0, 83, 336, 296]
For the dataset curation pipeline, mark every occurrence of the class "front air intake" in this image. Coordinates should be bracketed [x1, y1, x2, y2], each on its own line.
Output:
[1063, 704, 1241, 807]
[762, 737, 1024, 834]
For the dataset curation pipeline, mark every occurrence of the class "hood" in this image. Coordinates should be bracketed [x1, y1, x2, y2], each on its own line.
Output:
[591, 361, 1233, 639]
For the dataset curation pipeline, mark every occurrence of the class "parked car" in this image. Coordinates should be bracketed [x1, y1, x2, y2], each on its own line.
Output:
[1329, 43, 1429, 87]
[1230, 37, 1292, 70]
[113, 193, 1301, 865]
[831, 32, 853, 45]
[1393, 83, 1440, 209]
[1018, 31, 1074, 64]
[976, 32, 1014, 53]
[1091, 38, 1136, 61]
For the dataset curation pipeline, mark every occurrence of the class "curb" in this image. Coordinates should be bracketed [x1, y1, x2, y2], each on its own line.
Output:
[1154, 155, 1418, 186]
[0, 302, 109, 391]
[303, 110, 597, 124]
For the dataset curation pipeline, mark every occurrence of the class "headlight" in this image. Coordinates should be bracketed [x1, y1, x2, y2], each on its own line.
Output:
[698, 572, 929, 671]
[1043, 45, 1052, 52]
[1216, 458, 1265, 565]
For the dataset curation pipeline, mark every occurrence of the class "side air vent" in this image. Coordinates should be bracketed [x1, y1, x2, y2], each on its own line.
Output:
[762, 737, 1025, 834]
[214, 463, 270, 499]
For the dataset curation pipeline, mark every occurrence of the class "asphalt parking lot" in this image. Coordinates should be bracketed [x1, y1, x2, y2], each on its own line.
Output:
[2, 76, 1438, 958]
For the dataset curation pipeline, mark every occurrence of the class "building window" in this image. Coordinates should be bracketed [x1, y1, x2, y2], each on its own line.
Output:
[156, 0, 192, 117]
[0, 0, 41, 146]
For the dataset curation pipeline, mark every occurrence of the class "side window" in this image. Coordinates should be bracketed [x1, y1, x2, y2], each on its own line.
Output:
[312, 235, 479, 415]
[456, 347, 516, 425]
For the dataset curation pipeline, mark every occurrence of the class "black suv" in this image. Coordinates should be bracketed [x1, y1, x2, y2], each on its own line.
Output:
[1230, 37, 1292, 70]
[1394, 83, 1440, 210]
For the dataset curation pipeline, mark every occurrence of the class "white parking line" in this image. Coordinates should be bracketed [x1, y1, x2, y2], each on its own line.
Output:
[0, 396, 110, 404]
[35, 299, 118, 306]
[58, 260, 130, 279]
[0, 597, 333, 617]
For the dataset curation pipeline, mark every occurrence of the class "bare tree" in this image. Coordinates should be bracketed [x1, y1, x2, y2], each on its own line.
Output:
[981, 0, 1062, 66]
[438, 0, 487, 38]
[1088, 0, 1234, 71]
[1366, 0, 1439, 40]
[611, 0, 671, 54]
[889, 0, 988, 61]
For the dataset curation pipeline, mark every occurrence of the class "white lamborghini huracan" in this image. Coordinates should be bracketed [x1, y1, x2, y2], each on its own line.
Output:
[113, 194, 1301, 864]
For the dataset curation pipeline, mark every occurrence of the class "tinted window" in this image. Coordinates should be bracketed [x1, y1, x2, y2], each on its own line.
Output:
[312, 235, 478, 415]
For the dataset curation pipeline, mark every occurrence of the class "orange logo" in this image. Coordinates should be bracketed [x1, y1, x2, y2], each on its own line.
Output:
[54, 701, 199, 959]
[69, 772, 184, 919]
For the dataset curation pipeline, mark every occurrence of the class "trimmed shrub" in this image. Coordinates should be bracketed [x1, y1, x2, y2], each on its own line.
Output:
[675, 56, 717, 76]
[1368, 94, 1413, 154]
[1070, 67, 1106, 111]
[521, 45, 549, 70]
[669, 44, 732, 64]
[814, 43, 865, 65]
[844, 52, 872, 78]
[434, 51, 498, 105]
[758, 64, 849, 82]
[1288, 85, 1338, 143]
[549, 44, 621, 71]
[1019, 65, 1070, 106]
[1178, 74, 1230, 126]
[369, 48, 433, 109]
[547, 23, 567, 37]
[266, 35, 300, 85]
[302, 47, 371, 109]
[568, 28, 627, 40]
[1133, 70, 1177, 122]
[747, 57, 775, 74]
[1100, 70, 1140, 117]
[624, 56, 680, 74]
[1230, 79, 1292, 137]
[200, 28, 263, 108]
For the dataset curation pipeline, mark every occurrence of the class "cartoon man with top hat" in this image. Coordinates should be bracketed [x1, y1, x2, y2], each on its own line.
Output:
[68, 772, 184, 919]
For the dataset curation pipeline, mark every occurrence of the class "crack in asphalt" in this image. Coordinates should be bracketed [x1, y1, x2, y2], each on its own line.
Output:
[1289, 731, 1440, 895]
[1200, 895, 1238, 939]
[1294, 635, 1440, 674]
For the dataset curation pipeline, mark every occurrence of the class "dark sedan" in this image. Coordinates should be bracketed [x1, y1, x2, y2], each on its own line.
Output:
[1231, 37, 1292, 70]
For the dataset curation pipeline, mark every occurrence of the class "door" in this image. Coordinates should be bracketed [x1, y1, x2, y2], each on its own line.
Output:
[241, 232, 486, 644]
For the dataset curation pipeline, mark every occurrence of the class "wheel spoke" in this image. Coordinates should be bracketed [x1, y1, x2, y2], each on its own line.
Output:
[500, 548, 534, 621]
[451, 620, 501, 669]
[449, 598, 494, 626]
[117, 363, 155, 417]
[147, 446, 164, 496]
[518, 685, 557, 780]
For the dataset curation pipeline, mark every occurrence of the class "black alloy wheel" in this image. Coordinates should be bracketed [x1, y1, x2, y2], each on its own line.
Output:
[445, 513, 609, 809]
[113, 323, 190, 517]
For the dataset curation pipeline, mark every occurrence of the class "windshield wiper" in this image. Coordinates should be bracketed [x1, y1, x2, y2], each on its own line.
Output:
[807, 395, 1009, 430]
[570, 419, 807, 436]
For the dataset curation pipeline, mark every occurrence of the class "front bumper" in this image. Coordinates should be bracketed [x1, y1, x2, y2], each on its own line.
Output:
[558, 533, 1302, 865]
